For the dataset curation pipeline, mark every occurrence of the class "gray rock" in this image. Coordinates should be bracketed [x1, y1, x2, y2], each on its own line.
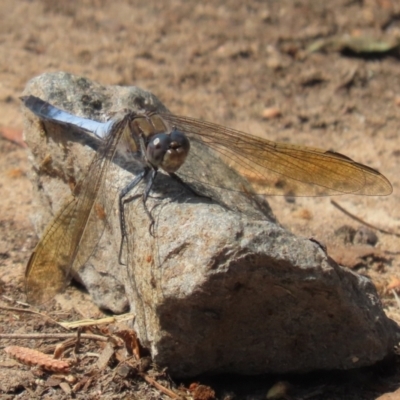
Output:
[22, 71, 399, 378]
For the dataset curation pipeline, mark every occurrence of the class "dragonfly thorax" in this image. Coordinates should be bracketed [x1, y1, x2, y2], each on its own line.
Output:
[146, 130, 190, 173]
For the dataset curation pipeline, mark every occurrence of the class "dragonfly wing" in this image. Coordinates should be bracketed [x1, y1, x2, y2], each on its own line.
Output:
[25, 116, 130, 304]
[161, 114, 392, 197]
[22, 95, 114, 139]
[26, 195, 87, 304]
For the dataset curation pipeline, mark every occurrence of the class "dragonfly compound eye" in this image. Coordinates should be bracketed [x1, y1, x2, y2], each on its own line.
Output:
[147, 131, 190, 173]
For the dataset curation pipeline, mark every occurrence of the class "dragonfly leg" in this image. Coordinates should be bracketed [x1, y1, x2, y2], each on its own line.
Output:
[142, 169, 158, 236]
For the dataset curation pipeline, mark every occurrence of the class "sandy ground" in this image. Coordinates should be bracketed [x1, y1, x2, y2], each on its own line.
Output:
[0, 1, 400, 399]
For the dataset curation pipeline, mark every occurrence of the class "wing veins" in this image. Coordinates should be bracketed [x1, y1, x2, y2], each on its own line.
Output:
[161, 114, 390, 195]
[26, 117, 128, 303]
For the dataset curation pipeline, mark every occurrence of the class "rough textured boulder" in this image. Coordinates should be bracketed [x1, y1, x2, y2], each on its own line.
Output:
[22, 71, 399, 378]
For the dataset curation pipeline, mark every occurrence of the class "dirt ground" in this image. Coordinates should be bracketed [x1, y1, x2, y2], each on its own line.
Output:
[0, 0, 400, 399]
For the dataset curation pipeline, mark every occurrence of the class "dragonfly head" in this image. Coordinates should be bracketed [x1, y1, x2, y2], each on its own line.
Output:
[146, 130, 190, 173]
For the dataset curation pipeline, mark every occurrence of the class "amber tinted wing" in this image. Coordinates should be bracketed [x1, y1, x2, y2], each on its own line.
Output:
[25, 117, 130, 304]
[160, 114, 392, 196]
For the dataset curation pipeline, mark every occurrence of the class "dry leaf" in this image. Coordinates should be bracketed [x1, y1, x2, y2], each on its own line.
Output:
[327, 244, 390, 270]
[96, 342, 115, 370]
[261, 107, 282, 119]
[0, 126, 25, 147]
[386, 277, 400, 291]
[4, 346, 70, 373]
[115, 329, 142, 359]
[267, 381, 290, 399]
[189, 382, 216, 400]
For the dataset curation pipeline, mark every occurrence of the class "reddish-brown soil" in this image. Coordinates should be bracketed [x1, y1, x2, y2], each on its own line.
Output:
[0, 1, 400, 399]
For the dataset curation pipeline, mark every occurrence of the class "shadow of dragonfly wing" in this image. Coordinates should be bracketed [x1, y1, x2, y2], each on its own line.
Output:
[24, 97, 131, 304]
[161, 114, 392, 197]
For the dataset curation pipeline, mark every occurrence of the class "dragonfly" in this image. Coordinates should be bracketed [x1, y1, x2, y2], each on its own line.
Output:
[22, 95, 393, 305]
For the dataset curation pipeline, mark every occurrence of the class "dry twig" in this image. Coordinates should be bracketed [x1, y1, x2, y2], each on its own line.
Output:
[0, 332, 108, 342]
[331, 200, 400, 237]
[139, 372, 183, 399]
[59, 312, 135, 329]
[0, 305, 69, 330]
